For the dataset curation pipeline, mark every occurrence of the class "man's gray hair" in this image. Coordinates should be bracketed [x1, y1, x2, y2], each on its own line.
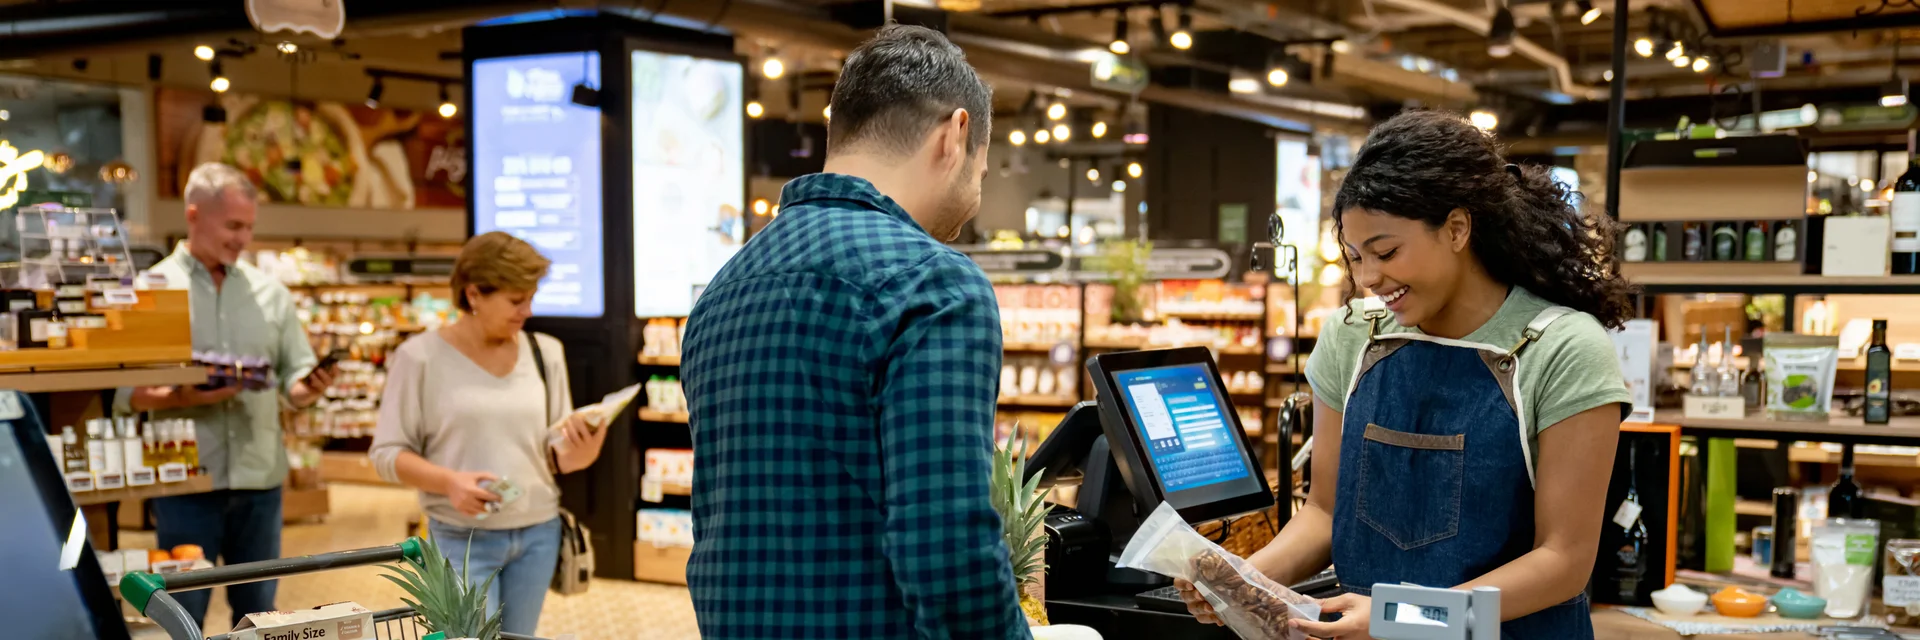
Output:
[184, 162, 259, 208]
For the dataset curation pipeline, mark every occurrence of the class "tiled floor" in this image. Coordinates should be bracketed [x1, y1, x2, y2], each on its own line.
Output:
[122, 484, 700, 640]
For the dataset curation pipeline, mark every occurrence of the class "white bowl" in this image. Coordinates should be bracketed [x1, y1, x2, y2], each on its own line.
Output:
[1651, 586, 1709, 617]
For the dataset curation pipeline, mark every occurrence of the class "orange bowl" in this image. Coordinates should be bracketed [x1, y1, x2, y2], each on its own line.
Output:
[170, 544, 205, 561]
[147, 549, 172, 564]
[1711, 587, 1768, 618]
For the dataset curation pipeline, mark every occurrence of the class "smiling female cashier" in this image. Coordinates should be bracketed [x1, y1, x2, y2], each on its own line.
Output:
[1178, 110, 1634, 639]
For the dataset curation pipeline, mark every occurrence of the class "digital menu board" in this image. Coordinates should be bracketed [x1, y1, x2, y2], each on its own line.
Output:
[631, 49, 744, 318]
[472, 52, 606, 318]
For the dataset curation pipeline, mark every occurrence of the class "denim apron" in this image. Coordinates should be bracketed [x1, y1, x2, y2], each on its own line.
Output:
[1330, 303, 1594, 639]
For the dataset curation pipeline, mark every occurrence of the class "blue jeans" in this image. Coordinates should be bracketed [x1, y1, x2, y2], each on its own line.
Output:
[426, 517, 562, 636]
[151, 487, 284, 627]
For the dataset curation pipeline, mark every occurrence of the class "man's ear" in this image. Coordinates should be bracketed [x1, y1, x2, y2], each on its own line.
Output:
[944, 108, 971, 165]
[1445, 207, 1472, 252]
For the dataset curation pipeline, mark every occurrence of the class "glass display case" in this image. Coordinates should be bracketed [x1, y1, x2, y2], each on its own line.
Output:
[3, 205, 134, 289]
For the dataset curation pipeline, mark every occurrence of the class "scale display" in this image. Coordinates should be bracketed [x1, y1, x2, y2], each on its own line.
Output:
[472, 52, 606, 318]
[631, 49, 744, 318]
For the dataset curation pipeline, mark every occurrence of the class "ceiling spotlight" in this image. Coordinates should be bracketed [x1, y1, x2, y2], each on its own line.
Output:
[1047, 102, 1066, 120]
[1127, 161, 1143, 179]
[1469, 109, 1499, 131]
[1267, 67, 1290, 87]
[1603, 69, 1614, 81]
[1577, 1, 1601, 25]
[1673, 55, 1690, 68]
[1634, 38, 1654, 58]
[1883, 75, 1910, 108]
[194, 45, 216, 61]
[1092, 121, 1108, 138]
[746, 100, 764, 118]
[1171, 7, 1193, 50]
[1035, 129, 1052, 144]
[762, 57, 785, 80]
[1010, 130, 1027, 146]
[1111, 12, 1130, 54]
[1332, 40, 1353, 54]
[1666, 42, 1685, 61]
[438, 84, 457, 118]
[1112, 180, 1127, 193]
[0, 110, 10, 122]
[276, 42, 298, 55]
[752, 199, 770, 216]
[365, 78, 384, 108]
[1808, 170, 1819, 184]
[1087, 168, 1101, 183]
[211, 76, 230, 93]
[1052, 123, 1070, 142]
[1692, 56, 1711, 73]
[1487, 7, 1516, 59]
[1228, 77, 1261, 94]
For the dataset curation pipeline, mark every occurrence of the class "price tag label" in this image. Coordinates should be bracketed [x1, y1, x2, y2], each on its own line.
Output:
[1885, 576, 1920, 607]
[102, 288, 139, 306]
[1613, 498, 1643, 530]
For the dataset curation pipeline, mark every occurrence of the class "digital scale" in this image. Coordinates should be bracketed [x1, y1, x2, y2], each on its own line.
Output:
[1368, 585, 1502, 640]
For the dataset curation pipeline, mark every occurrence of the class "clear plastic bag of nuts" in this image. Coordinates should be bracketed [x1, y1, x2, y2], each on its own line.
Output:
[1119, 502, 1321, 640]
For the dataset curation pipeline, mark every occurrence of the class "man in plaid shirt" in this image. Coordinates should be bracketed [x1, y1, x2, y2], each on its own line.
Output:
[681, 24, 1028, 640]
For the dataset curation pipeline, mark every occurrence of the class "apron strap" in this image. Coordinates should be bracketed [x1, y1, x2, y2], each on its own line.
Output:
[1507, 306, 1574, 357]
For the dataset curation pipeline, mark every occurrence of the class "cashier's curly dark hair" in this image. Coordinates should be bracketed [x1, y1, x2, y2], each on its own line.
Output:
[1333, 109, 1635, 329]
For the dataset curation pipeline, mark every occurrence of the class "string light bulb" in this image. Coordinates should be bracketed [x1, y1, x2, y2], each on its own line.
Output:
[1634, 38, 1654, 58]
[438, 84, 457, 118]
[1127, 162, 1143, 179]
[1170, 7, 1193, 50]
[1052, 123, 1070, 142]
[1110, 12, 1130, 54]
[1009, 130, 1027, 146]
[1047, 102, 1066, 120]
[1469, 109, 1498, 131]
[762, 57, 785, 80]
[1112, 180, 1127, 192]
[752, 199, 770, 216]
[209, 60, 229, 93]
[194, 45, 216, 61]
[1692, 56, 1710, 73]
[1267, 68, 1290, 87]
[1087, 168, 1100, 182]
[1092, 121, 1108, 138]
[1673, 55, 1690, 68]
[1035, 129, 1051, 144]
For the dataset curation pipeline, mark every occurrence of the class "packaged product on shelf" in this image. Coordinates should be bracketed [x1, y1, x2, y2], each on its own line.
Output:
[1885, 538, 1920, 626]
[644, 449, 695, 484]
[637, 509, 695, 548]
[645, 376, 686, 413]
[1119, 502, 1319, 640]
[1763, 334, 1840, 421]
[1811, 518, 1879, 619]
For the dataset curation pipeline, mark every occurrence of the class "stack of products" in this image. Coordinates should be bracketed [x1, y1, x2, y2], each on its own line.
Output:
[53, 417, 200, 492]
[999, 355, 1078, 401]
[95, 544, 207, 586]
[646, 376, 687, 414]
[1237, 408, 1263, 435]
[994, 284, 1081, 346]
[637, 509, 695, 548]
[1, 276, 157, 352]
[644, 448, 693, 485]
[1156, 280, 1264, 318]
[249, 248, 341, 285]
[1225, 371, 1266, 394]
[641, 318, 686, 359]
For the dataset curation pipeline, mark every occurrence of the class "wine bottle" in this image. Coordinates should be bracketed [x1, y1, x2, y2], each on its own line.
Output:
[1615, 441, 1650, 602]
[1829, 444, 1862, 519]
[1867, 319, 1892, 424]
[1898, 156, 1920, 274]
[1745, 221, 1767, 261]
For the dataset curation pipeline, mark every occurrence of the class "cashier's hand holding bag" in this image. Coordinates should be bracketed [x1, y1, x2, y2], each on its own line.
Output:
[1176, 580, 1370, 639]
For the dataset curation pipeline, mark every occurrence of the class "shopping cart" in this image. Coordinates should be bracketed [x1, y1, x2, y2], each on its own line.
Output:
[119, 537, 545, 640]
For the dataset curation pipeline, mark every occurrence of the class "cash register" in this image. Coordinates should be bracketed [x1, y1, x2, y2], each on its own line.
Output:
[1026, 347, 1339, 610]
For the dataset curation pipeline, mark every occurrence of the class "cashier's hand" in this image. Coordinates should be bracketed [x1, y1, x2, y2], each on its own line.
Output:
[1291, 593, 1370, 640]
[1173, 579, 1222, 626]
[444, 470, 501, 517]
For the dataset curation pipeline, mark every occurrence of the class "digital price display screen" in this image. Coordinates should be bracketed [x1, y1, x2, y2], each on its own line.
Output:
[472, 52, 606, 318]
[1113, 364, 1259, 497]
[630, 49, 744, 318]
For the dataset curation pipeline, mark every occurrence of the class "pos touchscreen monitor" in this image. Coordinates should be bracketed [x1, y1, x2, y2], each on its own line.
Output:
[1088, 347, 1275, 524]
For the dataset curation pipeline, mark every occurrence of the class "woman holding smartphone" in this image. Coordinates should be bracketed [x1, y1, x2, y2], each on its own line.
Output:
[1178, 110, 1633, 639]
[369, 232, 607, 635]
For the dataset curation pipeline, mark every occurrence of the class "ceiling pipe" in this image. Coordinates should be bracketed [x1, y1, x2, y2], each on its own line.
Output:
[1367, 0, 1602, 100]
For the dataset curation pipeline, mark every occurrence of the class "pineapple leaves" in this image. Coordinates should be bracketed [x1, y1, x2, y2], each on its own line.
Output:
[991, 421, 1052, 588]
[379, 532, 506, 640]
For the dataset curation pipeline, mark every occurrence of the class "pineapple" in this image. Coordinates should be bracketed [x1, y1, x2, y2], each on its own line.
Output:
[381, 534, 503, 640]
[991, 422, 1053, 626]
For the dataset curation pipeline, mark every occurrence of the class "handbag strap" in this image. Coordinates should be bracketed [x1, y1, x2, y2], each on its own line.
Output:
[527, 331, 560, 476]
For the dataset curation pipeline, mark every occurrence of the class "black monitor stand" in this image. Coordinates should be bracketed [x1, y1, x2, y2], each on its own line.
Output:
[1028, 403, 1169, 595]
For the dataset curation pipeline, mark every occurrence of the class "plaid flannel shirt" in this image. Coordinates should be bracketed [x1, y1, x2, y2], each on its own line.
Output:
[682, 173, 1028, 639]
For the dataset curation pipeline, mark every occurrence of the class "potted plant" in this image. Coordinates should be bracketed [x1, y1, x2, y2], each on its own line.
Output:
[381, 535, 502, 640]
[991, 423, 1053, 625]
[1103, 238, 1153, 325]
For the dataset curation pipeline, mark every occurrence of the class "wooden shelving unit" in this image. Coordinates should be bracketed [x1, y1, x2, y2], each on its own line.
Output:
[998, 394, 1080, 408]
[661, 480, 693, 496]
[638, 409, 689, 424]
[1631, 273, 1920, 295]
[1655, 410, 1920, 446]
[637, 354, 681, 366]
[0, 364, 205, 393]
[70, 475, 214, 507]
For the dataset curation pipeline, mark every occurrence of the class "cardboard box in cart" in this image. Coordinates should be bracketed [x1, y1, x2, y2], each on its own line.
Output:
[226, 601, 373, 640]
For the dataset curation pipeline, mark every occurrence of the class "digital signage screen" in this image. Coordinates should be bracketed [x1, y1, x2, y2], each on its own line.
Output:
[472, 52, 606, 318]
[631, 49, 744, 318]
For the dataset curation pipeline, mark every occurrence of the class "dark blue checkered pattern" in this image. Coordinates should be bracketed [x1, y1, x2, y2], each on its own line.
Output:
[682, 174, 1029, 639]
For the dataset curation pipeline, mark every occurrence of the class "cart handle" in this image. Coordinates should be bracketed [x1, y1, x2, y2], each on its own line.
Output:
[121, 537, 425, 614]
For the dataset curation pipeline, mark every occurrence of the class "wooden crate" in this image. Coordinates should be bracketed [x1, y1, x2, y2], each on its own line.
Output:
[0, 290, 192, 371]
[283, 486, 331, 523]
[633, 543, 693, 585]
[320, 451, 394, 485]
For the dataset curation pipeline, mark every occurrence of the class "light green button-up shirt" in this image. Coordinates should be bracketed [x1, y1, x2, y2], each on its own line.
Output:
[116, 244, 316, 491]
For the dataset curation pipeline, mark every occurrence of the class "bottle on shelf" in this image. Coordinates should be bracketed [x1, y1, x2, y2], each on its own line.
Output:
[1829, 445, 1862, 519]
[1866, 319, 1892, 425]
[1774, 220, 1798, 263]
[1898, 156, 1920, 275]
[85, 419, 106, 474]
[181, 421, 200, 474]
[1690, 327, 1714, 396]
[1772, 487, 1799, 579]
[1651, 224, 1669, 262]
[163, 422, 183, 467]
[1712, 221, 1740, 261]
[119, 418, 143, 470]
[1683, 223, 1705, 261]
[61, 425, 85, 473]
[1623, 225, 1648, 262]
[95, 418, 122, 477]
[1614, 442, 1649, 602]
[1744, 221, 1767, 261]
[1716, 326, 1741, 398]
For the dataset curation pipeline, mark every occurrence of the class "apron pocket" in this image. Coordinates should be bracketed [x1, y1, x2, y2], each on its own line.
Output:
[1357, 423, 1465, 550]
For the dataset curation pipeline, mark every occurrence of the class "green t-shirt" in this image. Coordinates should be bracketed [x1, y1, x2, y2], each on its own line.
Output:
[1304, 287, 1630, 466]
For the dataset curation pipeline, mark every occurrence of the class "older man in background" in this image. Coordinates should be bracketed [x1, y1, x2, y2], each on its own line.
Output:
[118, 162, 332, 627]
